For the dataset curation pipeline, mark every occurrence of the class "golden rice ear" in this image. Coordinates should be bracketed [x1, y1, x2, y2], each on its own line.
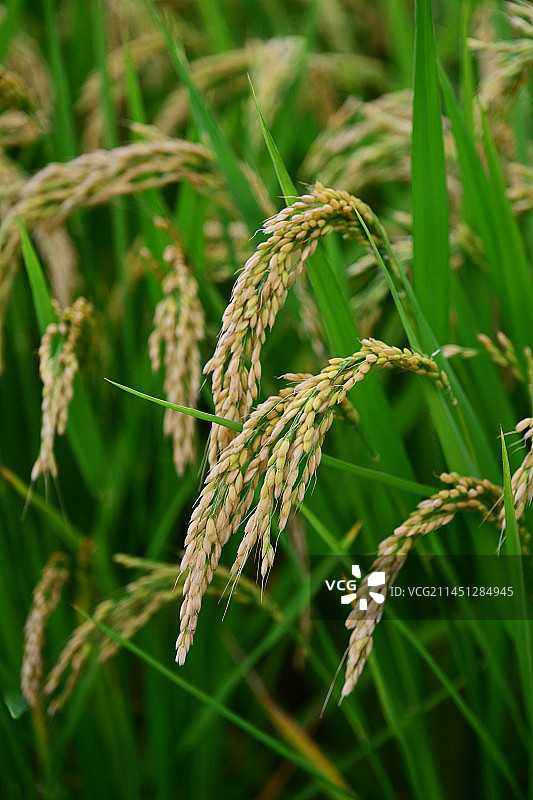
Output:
[43, 552, 185, 714]
[32, 298, 94, 482]
[148, 232, 205, 477]
[204, 185, 388, 468]
[21, 553, 70, 709]
[302, 91, 414, 197]
[0, 29, 54, 149]
[177, 338, 449, 667]
[341, 473, 503, 698]
[77, 31, 169, 151]
[477, 331, 533, 390]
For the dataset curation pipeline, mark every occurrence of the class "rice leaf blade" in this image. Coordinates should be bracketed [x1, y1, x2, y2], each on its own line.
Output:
[19, 221, 57, 332]
[412, 0, 449, 342]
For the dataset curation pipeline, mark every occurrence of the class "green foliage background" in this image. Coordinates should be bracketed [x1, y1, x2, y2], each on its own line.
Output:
[1, 0, 532, 798]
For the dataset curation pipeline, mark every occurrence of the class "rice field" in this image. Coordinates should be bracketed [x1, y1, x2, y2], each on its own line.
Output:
[1, 1, 533, 798]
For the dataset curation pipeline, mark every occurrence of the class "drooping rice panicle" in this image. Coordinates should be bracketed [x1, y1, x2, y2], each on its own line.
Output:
[0, 153, 80, 310]
[32, 297, 93, 482]
[0, 29, 53, 148]
[30, 224, 80, 307]
[0, 137, 231, 364]
[301, 91, 414, 196]
[21, 553, 70, 708]
[77, 30, 170, 151]
[177, 338, 449, 666]
[341, 473, 502, 698]
[148, 232, 205, 476]
[0, 65, 45, 148]
[478, 331, 527, 384]
[0, 138, 229, 248]
[245, 36, 305, 151]
[204, 183, 388, 467]
[469, 1, 533, 157]
[44, 599, 114, 715]
[155, 40, 385, 138]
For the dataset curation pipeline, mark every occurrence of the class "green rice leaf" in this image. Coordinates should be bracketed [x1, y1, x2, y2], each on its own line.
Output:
[500, 427, 520, 554]
[439, 64, 533, 355]
[107, 380, 434, 494]
[500, 429, 533, 762]
[480, 107, 533, 356]
[105, 379, 242, 431]
[43, 0, 77, 159]
[0, 466, 83, 550]
[412, 0, 449, 342]
[248, 75, 297, 202]
[3, 692, 29, 721]
[19, 221, 57, 333]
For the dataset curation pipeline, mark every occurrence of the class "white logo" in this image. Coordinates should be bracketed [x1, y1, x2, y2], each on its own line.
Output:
[325, 564, 386, 610]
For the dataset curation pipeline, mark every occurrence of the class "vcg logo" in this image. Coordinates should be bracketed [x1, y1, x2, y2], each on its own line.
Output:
[325, 564, 386, 610]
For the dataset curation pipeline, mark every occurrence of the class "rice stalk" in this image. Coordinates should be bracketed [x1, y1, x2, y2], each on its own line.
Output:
[177, 338, 449, 666]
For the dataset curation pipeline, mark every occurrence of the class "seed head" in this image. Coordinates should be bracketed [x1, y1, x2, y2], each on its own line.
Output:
[148, 228, 204, 476]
